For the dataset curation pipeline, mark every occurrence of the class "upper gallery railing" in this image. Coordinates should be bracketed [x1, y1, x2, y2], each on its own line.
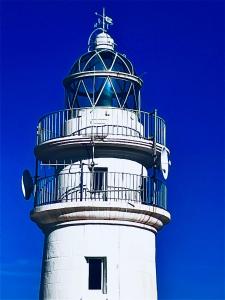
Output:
[37, 107, 166, 146]
[35, 171, 167, 210]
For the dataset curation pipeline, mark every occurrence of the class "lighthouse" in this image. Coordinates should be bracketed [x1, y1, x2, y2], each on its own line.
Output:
[24, 9, 171, 300]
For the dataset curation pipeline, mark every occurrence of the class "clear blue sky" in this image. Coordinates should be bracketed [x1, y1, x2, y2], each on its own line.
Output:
[1, 1, 224, 299]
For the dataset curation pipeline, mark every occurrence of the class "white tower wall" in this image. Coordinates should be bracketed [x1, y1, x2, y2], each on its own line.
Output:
[40, 223, 157, 300]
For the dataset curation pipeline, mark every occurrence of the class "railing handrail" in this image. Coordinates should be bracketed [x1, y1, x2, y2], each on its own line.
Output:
[37, 106, 166, 146]
[37, 107, 156, 124]
[36, 171, 156, 182]
[35, 171, 167, 210]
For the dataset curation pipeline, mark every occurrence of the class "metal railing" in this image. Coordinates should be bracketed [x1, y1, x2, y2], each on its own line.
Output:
[37, 107, 166, 145]
[35, 171, 167, 210]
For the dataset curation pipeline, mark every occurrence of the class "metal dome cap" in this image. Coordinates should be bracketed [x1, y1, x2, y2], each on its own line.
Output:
[95, 32, 115, 50]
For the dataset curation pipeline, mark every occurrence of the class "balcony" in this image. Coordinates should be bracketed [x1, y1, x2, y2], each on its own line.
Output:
[37, 107, 166, 146]
[35, 171, 167, 210]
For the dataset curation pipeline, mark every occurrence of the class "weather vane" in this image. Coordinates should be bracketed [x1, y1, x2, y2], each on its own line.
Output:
[94, 8, 113, 32]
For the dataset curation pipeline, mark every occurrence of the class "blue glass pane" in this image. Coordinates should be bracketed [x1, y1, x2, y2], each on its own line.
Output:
[65, 80, 79, 108]
[65, 91, 72, 109]
[93, 77, 105, 104]
[84, 54, 105, 71]
[134, 83, 140, 107]
[69, 62, 79, 74]
[70, 63, 79, 74]
[120, 56, 133, 73]
[79, 52, 94, 72]
[122, 84, 136, 109]
[112, 56, 128, 73]
[77, 81, 88, 97]
[76, 95, 91, 107]
[94, 77, 105, 91]
[69, 52, 92, 74]
[124, 95, 136, 109]
[98, 51, 115, 69]
[83, 78, 94, 95]
[111, 78, 131, 106]
[96, 79, 114, 106]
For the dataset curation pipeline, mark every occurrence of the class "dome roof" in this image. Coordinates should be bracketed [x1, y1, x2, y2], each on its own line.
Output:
[69, 49, 134, 75]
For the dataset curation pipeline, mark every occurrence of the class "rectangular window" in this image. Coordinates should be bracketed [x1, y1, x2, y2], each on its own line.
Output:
[92, 168, 108, 200]
[86, 257, 107, 294]
[93, 168, 108, 191]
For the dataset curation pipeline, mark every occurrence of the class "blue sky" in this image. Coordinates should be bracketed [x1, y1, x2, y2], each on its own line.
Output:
[1, 1, 224, 299]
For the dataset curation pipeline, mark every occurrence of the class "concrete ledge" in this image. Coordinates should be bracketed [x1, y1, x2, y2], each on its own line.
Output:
[35, 136, 169, 167]
[30, 201, 171, 232]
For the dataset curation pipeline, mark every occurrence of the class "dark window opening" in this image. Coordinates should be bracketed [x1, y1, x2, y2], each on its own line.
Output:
[141, 177, 148, 204]
[93, 168, 108, 191]
[89, 258, 102, 289]
[86, 257, 107, 293]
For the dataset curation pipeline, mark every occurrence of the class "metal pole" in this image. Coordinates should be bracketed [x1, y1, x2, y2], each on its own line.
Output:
[152, 109, 158, 204]
[80, 161, 83, 202]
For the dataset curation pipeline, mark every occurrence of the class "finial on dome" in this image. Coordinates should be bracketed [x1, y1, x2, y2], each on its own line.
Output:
[94, 8, 113, 33]
[88, 8, 115, 51]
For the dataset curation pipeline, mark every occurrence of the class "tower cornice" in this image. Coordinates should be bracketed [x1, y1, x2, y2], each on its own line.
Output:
[31, 201, 171, 233]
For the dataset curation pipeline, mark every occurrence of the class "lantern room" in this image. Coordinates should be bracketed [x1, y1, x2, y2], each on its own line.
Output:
[63, 34, 142, 110]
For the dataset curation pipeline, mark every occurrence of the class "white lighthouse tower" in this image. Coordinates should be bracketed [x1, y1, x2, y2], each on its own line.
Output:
[25, 9, 171, 300]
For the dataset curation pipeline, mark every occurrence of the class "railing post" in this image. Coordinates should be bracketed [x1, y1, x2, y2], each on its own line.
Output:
[80, 163, 83, 202]
[36, 125, 39, 145]
[164, 185, 167, 210]
[164, 120, 166, 146]
[154, 109, 157, 145]
[59, 111, 61, 138]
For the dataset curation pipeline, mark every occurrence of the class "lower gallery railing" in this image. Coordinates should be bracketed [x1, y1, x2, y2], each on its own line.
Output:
[35, 171, 167, 210]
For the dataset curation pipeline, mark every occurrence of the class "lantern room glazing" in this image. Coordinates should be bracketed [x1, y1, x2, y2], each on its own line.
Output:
[63, 48, 142, 110]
